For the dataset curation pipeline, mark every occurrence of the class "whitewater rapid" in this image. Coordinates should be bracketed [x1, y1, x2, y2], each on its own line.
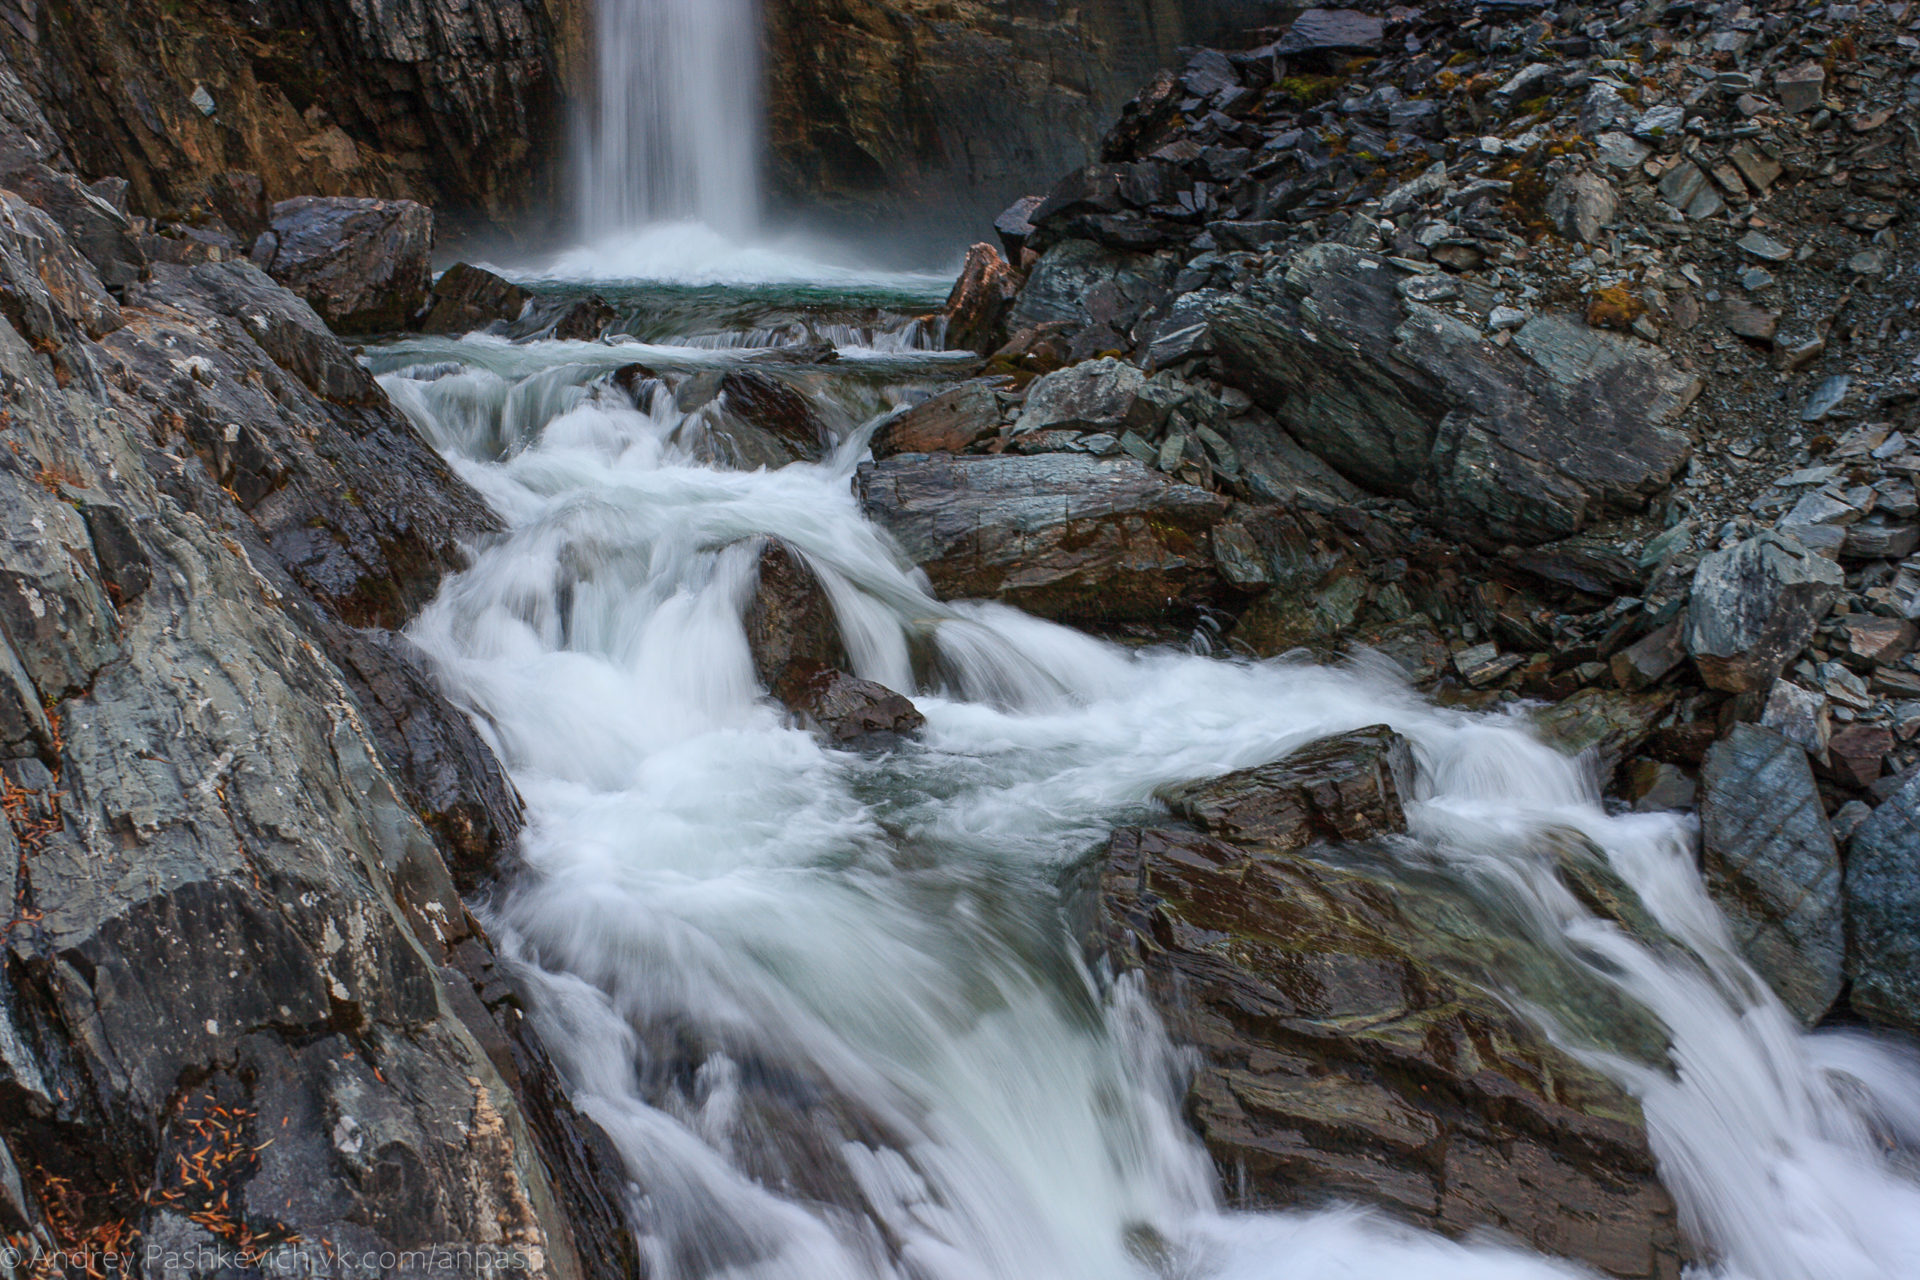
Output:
[381, 330, 1920, 1280]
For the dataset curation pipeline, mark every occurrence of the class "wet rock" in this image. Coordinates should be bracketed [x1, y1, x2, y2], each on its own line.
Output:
[507, 293, 619, 343]
[773, 661, 925, 746]
[944, 242, 1021, 353]
[721, 368, 831, 458]
[1013, 357, 1160, 437]
[1161, 726, 1413, 850]
[1531, 689, 1675, 786]
[1845, 773, 1920, 1035]
[262, 196, 433, 333]
[856, 452, 1235, 628]
[1198, 245, 1699, 546]
[421, 262, 530, 335]
[1687, 532, 1844, 693]
[872, 381, 1006, 460]
[744, 540, 850, 695]
[1103, 737, 1684, 1278]
[1698, 724, 1844, 1025]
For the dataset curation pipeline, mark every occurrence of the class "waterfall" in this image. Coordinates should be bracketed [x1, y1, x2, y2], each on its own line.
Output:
[580, 0, 762, 237]
[376, 325, 1920, 1280]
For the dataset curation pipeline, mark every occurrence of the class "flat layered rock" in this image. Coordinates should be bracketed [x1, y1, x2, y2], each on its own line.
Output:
[857, 452, 1236, 627]
[1102, 732, 1684, 1279]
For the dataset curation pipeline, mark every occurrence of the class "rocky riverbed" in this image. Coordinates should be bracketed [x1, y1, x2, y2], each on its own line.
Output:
[0, 1, 1917, 1279]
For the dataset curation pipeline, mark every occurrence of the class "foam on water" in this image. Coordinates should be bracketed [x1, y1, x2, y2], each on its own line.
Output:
[386, 341, 1920, 1280]
[527, 221, 959, 291]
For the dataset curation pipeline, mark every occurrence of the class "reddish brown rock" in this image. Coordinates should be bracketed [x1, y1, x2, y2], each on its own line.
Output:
[872, 381, 1007, 459]
[1828, 725, 1894, 790]
[943, 242, 1021, 353]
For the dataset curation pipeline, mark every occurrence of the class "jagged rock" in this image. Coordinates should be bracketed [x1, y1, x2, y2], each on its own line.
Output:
[1774, 62, 1827, 114]
[872, 380, 1006, 459]
[1687, 532, 1844, 693]
[262, 196, 433, 333]
[856, 452, 1235, 627]
[1828, 724, 1893, 790]
[1102, 731, 1685, 1279]
[0, 162, 147, 290]
[510, 293, 619, 343]
[1531, 688, 1675, 786]
[1003, 238, 1177, 352]
[1698, 724, 1844, 1025]
[1012, 357, 1160, 437]
[1194, 244, 1699, 546]
[1847, 774, 1920, 1034]
[995, 195, 1045, 261]
[944, 242, 1021, 353]
[421, 262, 530, 335]
[1161, 726, 1413, 850]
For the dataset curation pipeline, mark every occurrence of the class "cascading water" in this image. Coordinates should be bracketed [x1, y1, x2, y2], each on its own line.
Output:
[374, 324, 1920, 1280]
[579, 0, 761, 238]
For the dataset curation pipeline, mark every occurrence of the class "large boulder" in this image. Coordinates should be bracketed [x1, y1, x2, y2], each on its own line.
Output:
[1846, 773, 1920, 1034]
[1686, 532, 1844, 692]
[1103, 729, 1685, 1279]
[262, 196, 433, 333]
[1187, 244, 1700, 545]
[1698, 724, 1844, 1025]
[856, 452, 1236, 627]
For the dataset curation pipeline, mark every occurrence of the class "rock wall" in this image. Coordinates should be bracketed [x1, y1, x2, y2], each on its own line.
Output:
[0, 0, 587, 236]
[0, 59, 637, 1279]
[762, 0, 1296, 233]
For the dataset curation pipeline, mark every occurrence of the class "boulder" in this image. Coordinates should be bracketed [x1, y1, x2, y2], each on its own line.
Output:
[944, 242, 1021, 353]
[773, 661, 925, 746]
[720, 368, 831, 458]
[872, 381, 1006, 459]
[1546, 170, 1619, 245]
[1847, 774, 1920, 1034]
[509, 292, 618, 343]
[1102, 731, 1685, 1279]
[995, 195, 1045, 261]
[421, 262, 530, 334]
[262, 196, 433, 333]
[856, 452, 1236, 627]
[1272, 8, 1386, 56]
[1698, 724, 1844, 1025]
[1196, 244, 1699, 545]
[744, 540, 850, 695]
[1687, 532, 1844, 693]
[1012, 357, 1161, 437]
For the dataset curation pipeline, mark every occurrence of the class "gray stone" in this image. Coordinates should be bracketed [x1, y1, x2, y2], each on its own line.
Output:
[1687, 532, 1844, 692]
[1634, 104, 1687, 139]
[1846, 774, 1920, 1034]
[1762, 680, 1831, 764]
[1699, 725, 1844, 1025]
[1547, 171, 1618, 244]
[1198, 245, 1699, 546]
[1774, 62, 1827, 114]
[1738, 230, 1795, 263]
[1014, 357, 1161, 436]
[1273, 9, 1385, 56]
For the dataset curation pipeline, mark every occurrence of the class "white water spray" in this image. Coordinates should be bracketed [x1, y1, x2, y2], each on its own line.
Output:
[580, 0, 761, 237]
[381, 336, 1920, 1280]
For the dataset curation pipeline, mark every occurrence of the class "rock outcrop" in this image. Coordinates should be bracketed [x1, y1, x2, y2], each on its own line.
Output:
[0, 88, 634, 1277]
[1102, 728, 1686, 1279]
[0, 0, 583, 234]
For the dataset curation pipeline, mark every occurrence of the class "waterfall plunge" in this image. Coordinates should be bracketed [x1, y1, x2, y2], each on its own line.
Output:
[580, 0, 762, 238]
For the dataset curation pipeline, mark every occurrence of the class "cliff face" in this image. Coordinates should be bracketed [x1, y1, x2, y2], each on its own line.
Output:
[0, 0, 588, 235]
[763, 0, 1295, 233]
